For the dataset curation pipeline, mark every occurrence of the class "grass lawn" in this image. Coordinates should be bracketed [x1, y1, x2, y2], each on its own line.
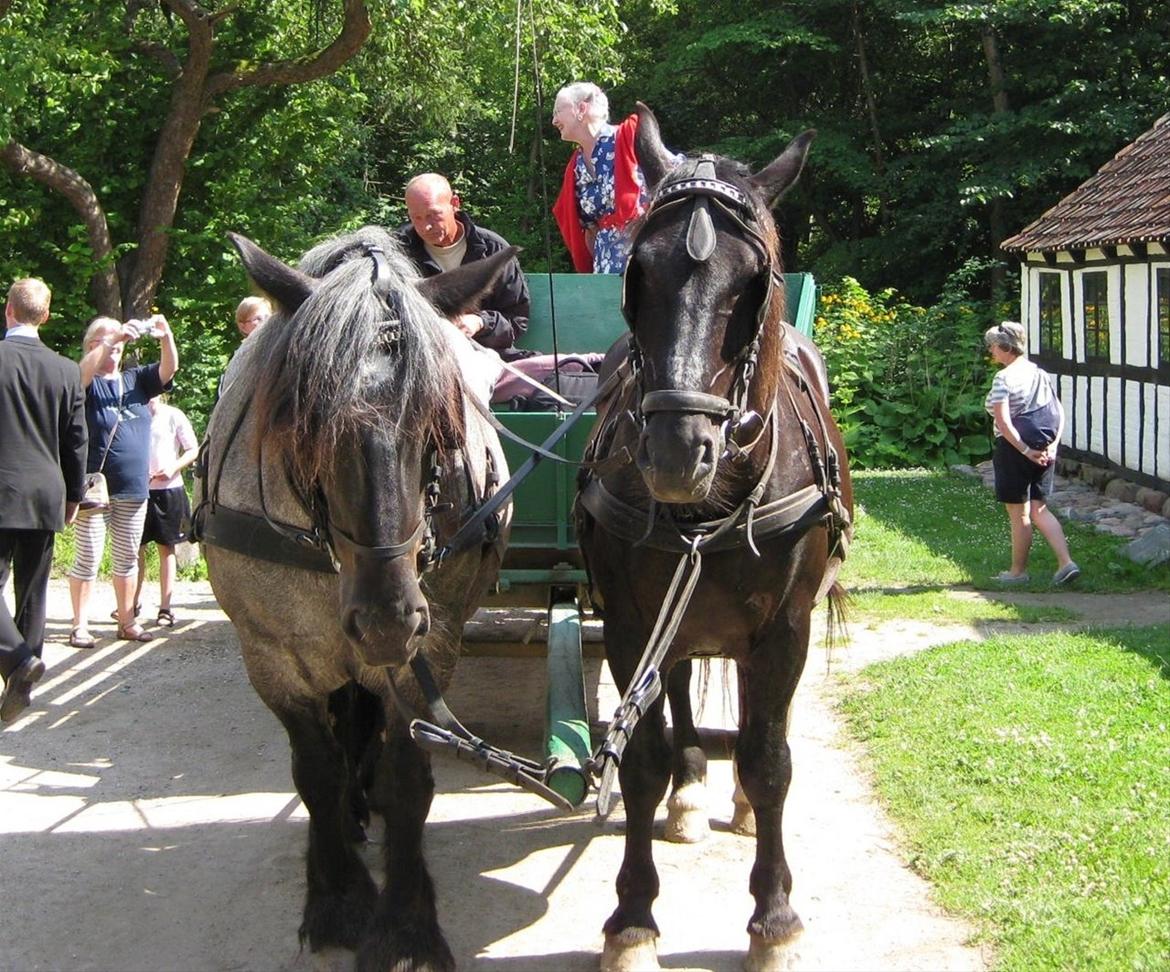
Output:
[838, 624, 1170, 972]
[847, 590, 1077, 625]
[844, 470, 1170, 594]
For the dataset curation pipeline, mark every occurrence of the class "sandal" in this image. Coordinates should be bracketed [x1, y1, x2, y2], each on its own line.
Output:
[116, 623, 154, 643]
[156, 608, 176, 627]
[68, 628, 97, 650]
[110, 603, 142, 623]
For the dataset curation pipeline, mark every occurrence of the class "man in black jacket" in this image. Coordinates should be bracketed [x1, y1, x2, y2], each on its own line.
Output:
[396, 173, 532, 361]
[1, 277, 88, 722]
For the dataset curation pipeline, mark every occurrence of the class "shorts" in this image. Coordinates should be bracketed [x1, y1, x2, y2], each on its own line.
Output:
[141, 486, 192, 547]
[992, 437, 1055, 504]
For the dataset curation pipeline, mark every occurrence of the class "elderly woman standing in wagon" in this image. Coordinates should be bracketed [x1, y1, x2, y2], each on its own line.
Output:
[68, 315, 177, 647]
[552, 82, 652, 274]
[984, 321, 1079, 586]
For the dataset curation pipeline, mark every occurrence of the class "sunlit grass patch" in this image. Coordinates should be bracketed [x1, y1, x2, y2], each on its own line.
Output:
[839, 625, 1170, 972]
[847, 590, 1076, 624]
[844, 470, 1170, 593]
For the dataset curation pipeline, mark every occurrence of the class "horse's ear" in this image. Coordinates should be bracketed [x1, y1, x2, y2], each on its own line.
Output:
[634, 102, 674, 190]
[416, 246, 521, 317]
[749, 130, 816, 209]
[227, 232, 317, 314]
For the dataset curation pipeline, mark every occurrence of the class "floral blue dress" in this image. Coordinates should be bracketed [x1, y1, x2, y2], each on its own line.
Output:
[573, 125, 648, 274]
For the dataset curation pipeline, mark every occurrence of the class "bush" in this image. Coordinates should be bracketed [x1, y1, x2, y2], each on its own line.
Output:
[815, 261, 1006, 469]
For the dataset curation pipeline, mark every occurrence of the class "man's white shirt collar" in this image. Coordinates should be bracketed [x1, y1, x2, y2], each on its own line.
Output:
[5, 324, 41, 340]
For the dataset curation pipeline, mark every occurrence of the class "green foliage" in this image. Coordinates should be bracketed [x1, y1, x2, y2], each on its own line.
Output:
[839, 625, 1170, 971]
[817, 263, 1002, 469]
[616, 0, 1170, 301]
[844, 470, 1170, 593]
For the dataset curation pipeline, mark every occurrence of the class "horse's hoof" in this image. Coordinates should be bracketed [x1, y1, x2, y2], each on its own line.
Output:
[729, 802, 756, 837]
[665, 782, 709, 843]
[744, 931, 801, 972]
[601, 927, 660, 972]
[308, 946, 351, 972]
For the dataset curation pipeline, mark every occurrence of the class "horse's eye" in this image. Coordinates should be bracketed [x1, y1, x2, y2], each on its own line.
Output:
[377, 321, 401, 353]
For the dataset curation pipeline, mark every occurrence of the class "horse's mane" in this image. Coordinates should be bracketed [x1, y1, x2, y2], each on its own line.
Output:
[250, 226, 464, 486]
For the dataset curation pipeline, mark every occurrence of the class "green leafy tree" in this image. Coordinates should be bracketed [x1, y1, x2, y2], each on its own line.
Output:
[1, 0, 371, 321]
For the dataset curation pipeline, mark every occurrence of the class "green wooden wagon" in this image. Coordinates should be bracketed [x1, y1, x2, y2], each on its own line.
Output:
[470, 271, 819, 806]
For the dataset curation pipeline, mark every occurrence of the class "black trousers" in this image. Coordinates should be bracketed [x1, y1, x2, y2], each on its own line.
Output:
[0, 528, 55, 677]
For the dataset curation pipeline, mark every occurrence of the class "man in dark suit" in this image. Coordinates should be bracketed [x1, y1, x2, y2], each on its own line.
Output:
[1, 277, 88, 723]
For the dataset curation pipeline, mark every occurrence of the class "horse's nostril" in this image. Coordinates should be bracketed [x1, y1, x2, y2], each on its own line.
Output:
[701, 438, 715, 468]
[342, 609, 365, 644]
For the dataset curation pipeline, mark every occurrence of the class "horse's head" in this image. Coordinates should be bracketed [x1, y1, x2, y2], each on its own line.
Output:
[624, 104, 814, 504]
[229, 228, 514, 668]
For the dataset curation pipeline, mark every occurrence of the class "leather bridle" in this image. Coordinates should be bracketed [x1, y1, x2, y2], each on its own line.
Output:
[621, 155, 783, 457]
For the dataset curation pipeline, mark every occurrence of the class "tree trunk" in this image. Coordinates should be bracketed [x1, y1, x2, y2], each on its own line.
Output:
[0, 140, 122, 317]
[853, 2, 889, 232]
[123, 18, 216, 317]
[980, 21, 1010, 301]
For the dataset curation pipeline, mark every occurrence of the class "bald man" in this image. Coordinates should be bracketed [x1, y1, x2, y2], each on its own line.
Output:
[396, 173, 532, 360]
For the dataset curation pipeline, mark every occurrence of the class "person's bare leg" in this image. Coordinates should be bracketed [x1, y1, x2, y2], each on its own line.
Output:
[1004, 502, 1033, 575]
[1030, 501, 1073, 569]
[158, 544, 176, 612]
[113, 574, 138, 628]
[70, 577, 92, 630]
[134, 548, 147, 614]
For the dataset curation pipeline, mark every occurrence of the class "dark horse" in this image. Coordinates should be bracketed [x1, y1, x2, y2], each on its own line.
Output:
[197, 227, 514, 970]
[577, 106, 853, 972]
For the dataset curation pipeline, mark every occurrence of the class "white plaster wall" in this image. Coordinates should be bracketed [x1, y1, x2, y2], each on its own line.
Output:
[1123, 263, 1153, 367]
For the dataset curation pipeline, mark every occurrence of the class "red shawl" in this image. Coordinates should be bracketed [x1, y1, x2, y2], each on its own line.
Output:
[553, 113, 643, 273]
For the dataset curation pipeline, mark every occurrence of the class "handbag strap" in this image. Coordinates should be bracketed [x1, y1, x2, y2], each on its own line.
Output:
[95, 373, 124, 474]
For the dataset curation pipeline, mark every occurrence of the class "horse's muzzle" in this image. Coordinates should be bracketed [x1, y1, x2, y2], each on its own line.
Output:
[635, 413, 719, 503]
[339, 562, 431, 667]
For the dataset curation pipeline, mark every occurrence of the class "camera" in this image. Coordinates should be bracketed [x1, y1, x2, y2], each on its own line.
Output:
[124, 317, 164, 340]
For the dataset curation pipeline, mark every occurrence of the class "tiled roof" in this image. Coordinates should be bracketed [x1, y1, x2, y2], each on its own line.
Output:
[1001, 113, 1170, 253]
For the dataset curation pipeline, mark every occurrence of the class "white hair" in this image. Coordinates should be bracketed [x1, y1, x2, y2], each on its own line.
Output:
[556, 82, 609, 123]
[984, 321, 1026, 355]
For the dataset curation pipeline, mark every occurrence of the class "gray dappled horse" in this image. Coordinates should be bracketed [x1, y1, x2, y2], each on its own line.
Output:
[197, 227, 513, 970]
[577, 106, 853, 971]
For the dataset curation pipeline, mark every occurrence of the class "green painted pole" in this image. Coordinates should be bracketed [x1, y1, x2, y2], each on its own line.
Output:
[545, 598, 591, 806]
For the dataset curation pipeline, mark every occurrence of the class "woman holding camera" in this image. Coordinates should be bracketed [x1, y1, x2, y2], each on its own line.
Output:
[67, 315, 177, 647]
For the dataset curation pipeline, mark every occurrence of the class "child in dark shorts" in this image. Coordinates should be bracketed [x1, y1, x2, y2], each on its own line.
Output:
[135, 397, 198, 625]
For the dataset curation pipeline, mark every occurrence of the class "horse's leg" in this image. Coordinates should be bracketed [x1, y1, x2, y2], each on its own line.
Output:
[730, 666, 757, 837]
[602, 647, 673, 972]
[737, 612, 809, 972]
[355, 712, 453, 972]
[328, 682, 384, 842]
[278, 703, 379, 951]
[664, 660, 710, 843]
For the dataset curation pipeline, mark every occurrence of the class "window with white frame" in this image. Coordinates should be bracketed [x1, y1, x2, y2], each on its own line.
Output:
[1081, 270, 1109, 360]
[1158, 267, 1170, 366]
[1037, 272, 1063, 355]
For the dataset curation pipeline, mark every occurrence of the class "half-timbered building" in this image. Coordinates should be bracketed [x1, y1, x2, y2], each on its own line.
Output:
[1001, 113, 1170, 492]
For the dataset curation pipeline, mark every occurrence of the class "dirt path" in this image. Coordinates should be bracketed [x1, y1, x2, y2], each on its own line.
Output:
[2, 581, 1161, 971]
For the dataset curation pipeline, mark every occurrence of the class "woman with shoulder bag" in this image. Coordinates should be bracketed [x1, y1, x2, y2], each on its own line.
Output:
[67, 315, 178, 647]
[983, 321, 1079, 587]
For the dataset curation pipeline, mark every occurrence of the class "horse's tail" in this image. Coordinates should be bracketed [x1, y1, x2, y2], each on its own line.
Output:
[822, 581, 851, 669]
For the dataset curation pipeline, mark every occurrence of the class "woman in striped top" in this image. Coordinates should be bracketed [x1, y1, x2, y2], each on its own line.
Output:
[983, 321, 1079, 586]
